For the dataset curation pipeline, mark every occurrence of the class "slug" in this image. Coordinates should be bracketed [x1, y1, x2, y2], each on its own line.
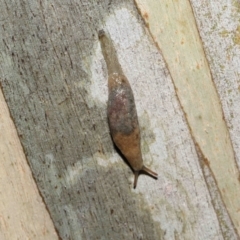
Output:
[98, 30, 158, 188]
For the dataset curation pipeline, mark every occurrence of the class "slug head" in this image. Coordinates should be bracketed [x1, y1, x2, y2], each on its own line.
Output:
[133, 166, 158, 188]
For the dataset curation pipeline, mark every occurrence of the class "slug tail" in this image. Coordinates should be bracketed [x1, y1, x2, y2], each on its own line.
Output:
[133, 172, 139, 189]
[142, 165, 158, 179]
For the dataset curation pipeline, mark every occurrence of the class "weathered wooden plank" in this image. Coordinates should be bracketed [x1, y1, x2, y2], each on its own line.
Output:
[0, 0, 238, 239]
[0, 89, 58, 239]
[134, 0, 240, 237]
[190, 0, 240, 166]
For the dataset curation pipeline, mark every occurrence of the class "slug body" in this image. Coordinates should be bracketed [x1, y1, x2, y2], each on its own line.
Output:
[99, 30, 158, 188]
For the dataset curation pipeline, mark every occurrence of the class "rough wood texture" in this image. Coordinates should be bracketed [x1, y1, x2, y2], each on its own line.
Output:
[134, 0, 240, 236]
[0, 90, 58, 239]
[190, 0, 240, 167]
[0, 0, 239, 239]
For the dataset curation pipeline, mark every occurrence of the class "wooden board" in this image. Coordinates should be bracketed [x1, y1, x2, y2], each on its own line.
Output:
[0, 89, 58, 239]
[134, 0, 240, 236]
[0, 0, 239, 239]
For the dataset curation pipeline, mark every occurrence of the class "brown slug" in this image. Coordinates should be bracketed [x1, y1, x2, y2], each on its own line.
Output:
[98, 30, 158, 188]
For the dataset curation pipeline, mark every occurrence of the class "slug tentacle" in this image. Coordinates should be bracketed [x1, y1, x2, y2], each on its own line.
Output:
[134, 172, 140, 189]
[142, 166, 158, 178]
[99, 29, 158, 188]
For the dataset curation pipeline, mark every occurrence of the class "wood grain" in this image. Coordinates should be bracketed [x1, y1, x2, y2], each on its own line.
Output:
[0, 0, 239, 239]
[0, 89, 58, 239]
[134, 0, 240, 236]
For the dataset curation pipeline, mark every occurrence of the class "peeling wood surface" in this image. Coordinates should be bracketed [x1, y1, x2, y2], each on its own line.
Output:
[0, 90, 58, 239]
[135, 0, 240, 236]
[0, 0, 239, 239]
[190, 0, 240, 166]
